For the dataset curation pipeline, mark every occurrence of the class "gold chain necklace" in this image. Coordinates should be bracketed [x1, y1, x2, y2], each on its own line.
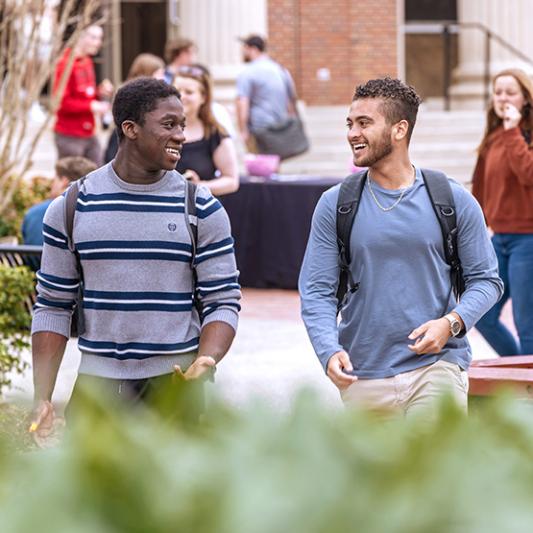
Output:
[367, 172, 414, 212]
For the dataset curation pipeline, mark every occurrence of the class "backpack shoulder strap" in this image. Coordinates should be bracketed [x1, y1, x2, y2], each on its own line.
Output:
[63, 176, 86, 253]
[184, 179, 203, 319]
[335, 170, 367, 311]
[184, 179, 198, 266]
[62, 176, 86, 337]
[421, 168, 465, 300]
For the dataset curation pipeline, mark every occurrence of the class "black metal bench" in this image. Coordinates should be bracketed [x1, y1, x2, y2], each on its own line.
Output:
[0, 244, 42, 268]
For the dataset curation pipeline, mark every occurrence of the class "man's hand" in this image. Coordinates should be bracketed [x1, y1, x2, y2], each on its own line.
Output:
[97, 79, 114, 99]
[90, 100, 111, 116]
[502, 103, 522, 130]
[28, 400, 65, 448]
[29, 400, 55, 436]
[408, 318, 450, 354]
[174, 355, 216, 381]
[326, 351, 358, 390]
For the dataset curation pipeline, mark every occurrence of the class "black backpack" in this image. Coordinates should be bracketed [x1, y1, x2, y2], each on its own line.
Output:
[62, 176, 199, 336]
[335, 169, 465, 313]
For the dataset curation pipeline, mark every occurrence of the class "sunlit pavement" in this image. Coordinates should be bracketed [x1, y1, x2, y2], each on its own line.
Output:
[7, 289, 511, 412]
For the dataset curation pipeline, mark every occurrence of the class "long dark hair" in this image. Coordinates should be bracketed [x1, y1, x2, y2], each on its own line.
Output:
[478, 68, 533, 154]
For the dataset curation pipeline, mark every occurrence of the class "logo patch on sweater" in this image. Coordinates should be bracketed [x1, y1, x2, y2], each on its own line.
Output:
[168, 223, 177, 232]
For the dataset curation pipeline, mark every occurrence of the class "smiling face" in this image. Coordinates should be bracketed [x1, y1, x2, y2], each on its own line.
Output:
[492, 75, 526, 118]
[346, 98, 394, 168]
[133, 96, 186, 171]
[173, 76, 205, 119]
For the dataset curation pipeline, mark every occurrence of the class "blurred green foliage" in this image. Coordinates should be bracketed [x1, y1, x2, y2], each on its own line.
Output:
[0, 265, 34, 394]
[0, 403, 35, 453]
[0, 176, 50, 240]
[1, 386, 533, 533]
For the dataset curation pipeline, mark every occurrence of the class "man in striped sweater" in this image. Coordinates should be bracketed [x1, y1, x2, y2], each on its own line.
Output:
[30, 78, 241, 434]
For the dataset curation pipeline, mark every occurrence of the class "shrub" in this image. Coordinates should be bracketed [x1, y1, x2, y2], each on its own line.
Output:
[1, 388, 533, 533]
[0, 403, 34, 454]
[0, 265, 34, 394]
[0, 176, 50, 240]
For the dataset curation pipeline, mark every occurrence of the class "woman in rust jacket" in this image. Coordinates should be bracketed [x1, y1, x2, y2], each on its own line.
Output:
[472, 68, 533, 356]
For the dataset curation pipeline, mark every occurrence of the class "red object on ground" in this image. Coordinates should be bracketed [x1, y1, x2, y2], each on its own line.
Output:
[469, 356, 533, 398]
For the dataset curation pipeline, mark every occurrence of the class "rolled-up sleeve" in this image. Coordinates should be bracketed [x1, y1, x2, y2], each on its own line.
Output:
[194, 188, 241, 332]
[452, 186, 504, 331]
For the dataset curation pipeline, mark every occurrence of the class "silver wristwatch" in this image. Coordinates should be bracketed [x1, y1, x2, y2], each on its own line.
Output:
[443, 314, 462, 337]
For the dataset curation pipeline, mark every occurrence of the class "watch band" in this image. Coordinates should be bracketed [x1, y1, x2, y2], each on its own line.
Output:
[443, 314, 462, 337]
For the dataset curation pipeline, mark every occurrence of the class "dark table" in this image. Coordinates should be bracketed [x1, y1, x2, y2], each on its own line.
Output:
[220, 176, 342, 290]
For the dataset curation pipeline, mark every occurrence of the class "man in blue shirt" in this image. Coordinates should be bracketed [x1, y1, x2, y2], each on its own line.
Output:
[22, 156, 97, 245]
[299, 78, 503, 417]
[235, 34, 296, 151]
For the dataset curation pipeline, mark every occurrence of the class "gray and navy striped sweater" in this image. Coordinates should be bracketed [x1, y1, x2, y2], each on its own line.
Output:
[31, 163, 241, 379]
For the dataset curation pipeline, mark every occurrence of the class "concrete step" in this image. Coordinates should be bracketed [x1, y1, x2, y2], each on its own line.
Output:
[277, 106, 483, 183]
[301, 129, 482, 144]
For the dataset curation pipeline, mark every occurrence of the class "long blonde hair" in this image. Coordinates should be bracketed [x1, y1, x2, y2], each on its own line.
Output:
[478, 68, 533, 154]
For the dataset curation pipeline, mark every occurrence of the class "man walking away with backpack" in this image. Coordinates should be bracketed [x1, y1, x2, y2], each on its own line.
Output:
[299, 78, 502, 419]
[30, 78, 241, 436]
[236, 35, 298, 154]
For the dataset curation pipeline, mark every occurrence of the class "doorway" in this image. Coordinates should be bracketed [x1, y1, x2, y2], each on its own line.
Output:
[120, 0, 167, 81]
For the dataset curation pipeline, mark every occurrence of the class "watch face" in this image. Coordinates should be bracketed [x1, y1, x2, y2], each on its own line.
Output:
[451, 321, 461, 336]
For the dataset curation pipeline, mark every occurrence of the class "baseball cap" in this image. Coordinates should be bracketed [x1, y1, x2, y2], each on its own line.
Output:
[238, 34, 266, 52]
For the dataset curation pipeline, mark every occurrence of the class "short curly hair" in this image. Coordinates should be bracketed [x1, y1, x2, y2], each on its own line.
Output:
[112, 77, 181, 141]
[353, 77, 421, 141]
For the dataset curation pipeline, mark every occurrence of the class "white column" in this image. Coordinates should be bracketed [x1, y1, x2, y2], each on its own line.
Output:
[172, 0, 267, 81]
[396, 0, 405, 81]
[452, 0, 533, 108]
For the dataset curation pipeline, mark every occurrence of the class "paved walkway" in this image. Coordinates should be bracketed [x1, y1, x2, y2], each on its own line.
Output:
[7, 289, 509, 411]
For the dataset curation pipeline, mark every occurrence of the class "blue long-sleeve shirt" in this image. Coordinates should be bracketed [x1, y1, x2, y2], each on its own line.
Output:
[299, 168, 503, 379]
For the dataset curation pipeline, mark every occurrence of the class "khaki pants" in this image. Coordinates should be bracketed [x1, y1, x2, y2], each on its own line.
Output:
[340, 360, 469, 419]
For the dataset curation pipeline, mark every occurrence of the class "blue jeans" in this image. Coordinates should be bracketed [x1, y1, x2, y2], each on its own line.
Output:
[475, 233, 533, 356]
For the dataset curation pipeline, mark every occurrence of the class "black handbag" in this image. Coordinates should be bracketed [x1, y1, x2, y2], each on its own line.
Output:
[252, 66, 310, 160]
[254, 115, 310, 160]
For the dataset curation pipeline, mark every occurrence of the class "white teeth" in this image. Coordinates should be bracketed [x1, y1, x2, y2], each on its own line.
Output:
[353, 143, 366, 150]
[166, 148, 179, 155]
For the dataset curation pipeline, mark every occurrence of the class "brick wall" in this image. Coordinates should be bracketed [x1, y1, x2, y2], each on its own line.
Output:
[267, 0, 399, 105]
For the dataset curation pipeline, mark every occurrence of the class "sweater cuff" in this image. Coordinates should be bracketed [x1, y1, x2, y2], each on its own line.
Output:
[31, 312, 71, 339]
[202, 307, 239, 332]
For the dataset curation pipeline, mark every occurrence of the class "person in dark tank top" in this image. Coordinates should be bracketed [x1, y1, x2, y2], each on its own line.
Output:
[173, 65, 239, 196]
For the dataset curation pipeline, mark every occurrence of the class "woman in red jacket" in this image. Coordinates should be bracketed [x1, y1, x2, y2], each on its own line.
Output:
[53, 25, 113, 166]
[472, 68, 533, 356]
